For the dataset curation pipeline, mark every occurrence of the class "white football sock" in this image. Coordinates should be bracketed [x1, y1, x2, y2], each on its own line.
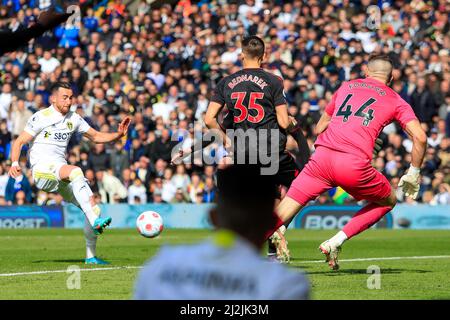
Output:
[69, 169, 100, 226]
[329, 231, 348, 247]
[84, 217, 97, 259]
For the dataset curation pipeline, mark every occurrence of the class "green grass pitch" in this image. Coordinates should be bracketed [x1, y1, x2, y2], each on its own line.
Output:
[0, 228, 449, 300]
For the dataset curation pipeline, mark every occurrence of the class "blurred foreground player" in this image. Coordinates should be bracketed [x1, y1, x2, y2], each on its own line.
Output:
[134, 165, 309, 300]
[270, 54, 427, 270]
[9, 82, 131, 264]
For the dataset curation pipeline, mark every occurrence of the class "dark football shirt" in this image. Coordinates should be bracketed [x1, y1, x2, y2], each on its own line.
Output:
[211, 68, 287, 161]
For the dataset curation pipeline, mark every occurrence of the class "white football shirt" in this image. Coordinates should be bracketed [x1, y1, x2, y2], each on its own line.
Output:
[24, 105, 91, 167]
[134, 231, 310, 300]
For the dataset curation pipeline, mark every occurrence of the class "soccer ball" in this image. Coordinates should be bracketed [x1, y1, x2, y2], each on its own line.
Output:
[136, 211, 164, 238]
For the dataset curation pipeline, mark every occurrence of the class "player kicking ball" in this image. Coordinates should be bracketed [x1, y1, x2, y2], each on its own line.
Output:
[9, 82, 131, 265]
[269, 54, 427, 270]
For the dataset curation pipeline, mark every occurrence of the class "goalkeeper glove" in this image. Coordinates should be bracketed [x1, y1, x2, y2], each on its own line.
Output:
[398, 165, 420, 200]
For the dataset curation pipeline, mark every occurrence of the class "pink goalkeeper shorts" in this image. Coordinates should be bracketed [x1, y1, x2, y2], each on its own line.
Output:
[287, 146, 392, 205]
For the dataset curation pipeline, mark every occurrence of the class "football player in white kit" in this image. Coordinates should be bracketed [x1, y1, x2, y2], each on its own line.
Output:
[8, 82, 131, 265]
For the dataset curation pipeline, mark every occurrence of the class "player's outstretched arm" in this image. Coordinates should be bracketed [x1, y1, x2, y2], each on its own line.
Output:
[170, 139, 214, 165]
[404, 120, 427, 169]
[315, 112, 332, 135]
[205, 101, 224, 131]
[204, 101, 229, 148]
[275, 104, 294, 130]
[84, 117, 131, 144]
[8, 131, 34, 178]
[398, 119, 427, 199]
[173, 99, 232, 166]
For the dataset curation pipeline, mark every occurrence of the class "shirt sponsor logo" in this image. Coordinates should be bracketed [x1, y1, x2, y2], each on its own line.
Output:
[54, 132, 72, 141]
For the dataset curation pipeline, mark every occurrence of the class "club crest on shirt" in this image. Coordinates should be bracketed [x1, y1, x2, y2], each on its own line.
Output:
[67, 121, 73, 131]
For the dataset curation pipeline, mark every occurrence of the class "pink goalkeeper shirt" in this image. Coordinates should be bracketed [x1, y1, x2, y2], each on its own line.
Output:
[315, 77, 417, 160]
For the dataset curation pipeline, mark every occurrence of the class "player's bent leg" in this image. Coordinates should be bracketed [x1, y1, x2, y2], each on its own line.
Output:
[264, 196, 304, 240]
[343, 189, 396, 240]
[60, 165, 111, 235]
[276, 196, 304, 223]
[318, 159, 396, 270]
[318, 240, 342, 271]
[32, 162, 62, 193]
[267, 197, 281, 261]
[269, 225, 290, 263]
[266, 150, 329, 239]
[374, 188, 397, 209]
[58, 181, 108, 263]
[268, 197, 305, 263]
[270, 215, 296, 262]
[320, 190, 397, 271]
[267, 194, 297, 262]
[84, 217, 98, 259]
[83, 218, 110, 265]
[269, 161, 332, 263]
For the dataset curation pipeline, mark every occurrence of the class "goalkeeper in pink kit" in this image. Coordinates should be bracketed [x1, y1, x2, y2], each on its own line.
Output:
[271, 54, 427, 270]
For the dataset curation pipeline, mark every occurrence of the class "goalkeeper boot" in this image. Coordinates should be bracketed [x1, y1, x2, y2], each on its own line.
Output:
[92, 217, 112, 235]
[85, 257, 110, 265]
[319, 240, 341, 271]
[269, 226, 290, 264]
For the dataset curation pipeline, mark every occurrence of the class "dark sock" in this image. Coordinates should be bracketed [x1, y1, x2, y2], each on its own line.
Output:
[267, 239, 277, 255]
[283, 216, 295, 229]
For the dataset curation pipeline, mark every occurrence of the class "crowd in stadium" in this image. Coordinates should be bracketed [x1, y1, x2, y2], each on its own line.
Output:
[0, 0, 448, 206]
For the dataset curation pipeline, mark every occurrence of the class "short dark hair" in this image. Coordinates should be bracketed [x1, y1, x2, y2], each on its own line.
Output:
[52, 81, 72, 93]
[241, 35, 265, 61]
[367, 54, 393, 68]
[367, 54, 394, 80]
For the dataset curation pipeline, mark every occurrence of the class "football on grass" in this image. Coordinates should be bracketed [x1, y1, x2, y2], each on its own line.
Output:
[136, 211, 164, 238]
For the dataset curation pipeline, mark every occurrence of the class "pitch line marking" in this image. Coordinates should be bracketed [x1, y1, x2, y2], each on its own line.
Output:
[0, 266, 142, 277]
[295, 255, 450, 264]
[1, 255, 450, 277]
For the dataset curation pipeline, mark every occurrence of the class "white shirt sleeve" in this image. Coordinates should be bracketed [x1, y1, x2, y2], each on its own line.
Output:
[24, 113, 44, 137]
[133, 252, 166, 300]
[272, 271, 310, 300]
[133, 266, 149, 300]
[76, 114, 91, 134]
